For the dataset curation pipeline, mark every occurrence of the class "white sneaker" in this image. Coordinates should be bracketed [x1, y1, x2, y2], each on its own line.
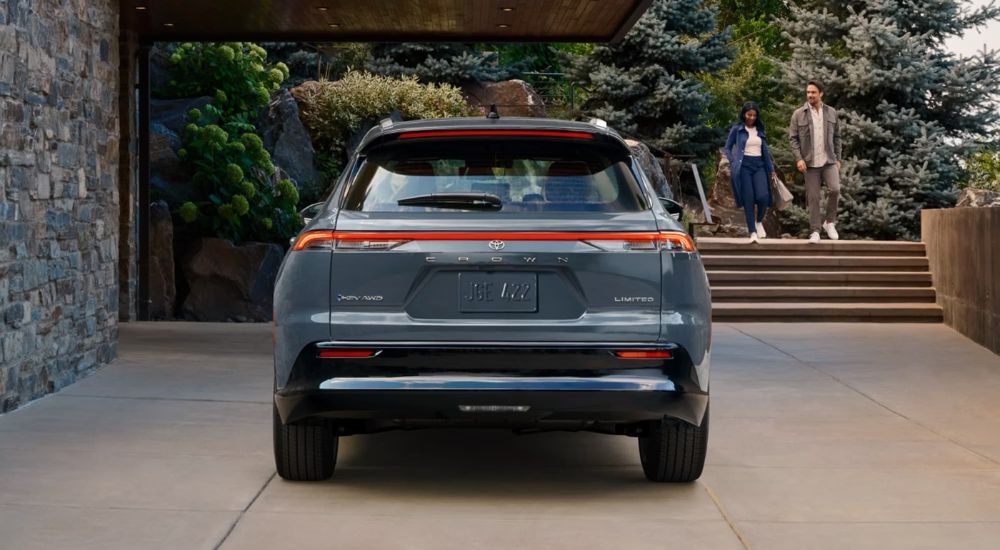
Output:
[755, 221, 767, 239]
[749, 232, 759, 244]
[823, 221, 839, 240]
[808, 231, 820, 244]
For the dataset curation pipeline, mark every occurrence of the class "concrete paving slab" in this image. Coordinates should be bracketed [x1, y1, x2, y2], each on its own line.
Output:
[705, 466, 1000, 523]
[710, 416, 994, 469]
[0, 446, 273, 511]
[1, 321, 999, 549]
[735, 521, 1000, 550]
[0, 395, 270, 457]
[0, 504, 237, 550]
[221, 513, 746, 550]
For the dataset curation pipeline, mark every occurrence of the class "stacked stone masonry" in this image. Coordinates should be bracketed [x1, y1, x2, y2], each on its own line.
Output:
[0, 0, 120, 412]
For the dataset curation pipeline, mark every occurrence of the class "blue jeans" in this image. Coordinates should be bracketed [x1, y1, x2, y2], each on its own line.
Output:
[739, 155, 768, 234]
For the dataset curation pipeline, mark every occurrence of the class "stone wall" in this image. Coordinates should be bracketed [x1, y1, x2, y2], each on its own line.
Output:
[0, 0, 120, 412]
[922, 207, 1000, 356]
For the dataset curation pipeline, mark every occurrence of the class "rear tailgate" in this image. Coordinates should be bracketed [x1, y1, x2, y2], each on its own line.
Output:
[326, 213, 665, 343]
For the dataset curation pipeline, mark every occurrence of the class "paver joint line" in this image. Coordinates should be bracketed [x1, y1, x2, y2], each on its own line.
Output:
[702, 481, 753, 550]
[214, 472, 277, 550]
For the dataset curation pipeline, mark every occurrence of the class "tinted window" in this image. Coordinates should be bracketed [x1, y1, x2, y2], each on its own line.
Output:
[341, 138, 647, 212]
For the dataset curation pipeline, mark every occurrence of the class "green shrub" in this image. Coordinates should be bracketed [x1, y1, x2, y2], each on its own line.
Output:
[963, 149, 1000, 193]
[168, 43, 300, 244]
[297, 72, 474, 185]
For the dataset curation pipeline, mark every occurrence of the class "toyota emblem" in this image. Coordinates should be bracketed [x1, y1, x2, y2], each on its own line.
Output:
[488, 240, 505, 250]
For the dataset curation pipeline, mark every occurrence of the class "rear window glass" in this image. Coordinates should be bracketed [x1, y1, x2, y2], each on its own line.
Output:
[341, 138, 647, 213]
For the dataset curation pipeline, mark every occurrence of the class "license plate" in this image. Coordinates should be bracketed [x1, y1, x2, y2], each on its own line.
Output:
[459, 272, 538, 313]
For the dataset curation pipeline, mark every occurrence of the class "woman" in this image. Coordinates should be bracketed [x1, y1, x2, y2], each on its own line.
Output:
[725, 102, 775, 243]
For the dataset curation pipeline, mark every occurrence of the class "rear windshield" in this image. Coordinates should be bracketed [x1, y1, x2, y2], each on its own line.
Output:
[341, 138, 648, 213]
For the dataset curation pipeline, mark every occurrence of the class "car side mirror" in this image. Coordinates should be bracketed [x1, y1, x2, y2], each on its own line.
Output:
[659, 197, 684, 220]
[299, 202, 324, 225]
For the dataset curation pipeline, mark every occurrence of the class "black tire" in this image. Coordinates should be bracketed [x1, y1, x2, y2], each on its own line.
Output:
[273, 404, 338, 481]
[638, 406, 709, 482]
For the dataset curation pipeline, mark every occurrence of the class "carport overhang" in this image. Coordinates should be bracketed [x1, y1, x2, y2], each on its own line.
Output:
[121, 0, 653, 43]
[117, 0, 652, 320]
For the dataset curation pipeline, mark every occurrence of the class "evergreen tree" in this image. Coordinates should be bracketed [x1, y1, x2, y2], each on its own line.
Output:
[366, 43, 513, 85]
[567, 0, 733, 157]
[780, 0, 1000, 240]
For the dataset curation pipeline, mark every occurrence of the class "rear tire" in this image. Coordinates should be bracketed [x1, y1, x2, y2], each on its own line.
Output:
[273, 404, 338, 481]
[638, 406, 709, 482]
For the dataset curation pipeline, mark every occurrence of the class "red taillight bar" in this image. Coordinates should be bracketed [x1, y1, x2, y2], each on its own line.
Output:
[317, 349, 377, 359]
[614, 350, 673, 359]
[398, 130, 595, 140]
[292, 231, 695, 251]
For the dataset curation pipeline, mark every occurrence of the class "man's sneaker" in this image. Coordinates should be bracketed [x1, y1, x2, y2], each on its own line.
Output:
[755, 221, 767, 239]
[808, 231, 820, 244]
[823, 221, 839, 240]
[749, 232, 759, 244]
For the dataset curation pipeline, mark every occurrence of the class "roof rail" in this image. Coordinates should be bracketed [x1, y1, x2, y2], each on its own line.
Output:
[588, 117, 608, 129]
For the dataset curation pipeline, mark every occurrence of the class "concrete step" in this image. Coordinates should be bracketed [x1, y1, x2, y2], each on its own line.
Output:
[707, 270, 934, 287]
[712, 302, 944, 322]
[697, 237, 926, 257]
[711, 286, 938, 303]
[702, 255, 929, 272]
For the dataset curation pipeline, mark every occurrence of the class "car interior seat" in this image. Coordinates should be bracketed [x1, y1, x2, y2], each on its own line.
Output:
[542, 161, 596, 208]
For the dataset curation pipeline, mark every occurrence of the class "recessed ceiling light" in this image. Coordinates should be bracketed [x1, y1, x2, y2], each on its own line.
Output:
[328, 23, 340, 28]
[497, 24, 511, 28]
[163, 23, 174, 27]
[317, 6, 328, 10]
[500, 7, 514, 11]
[135, 6, 148, 10]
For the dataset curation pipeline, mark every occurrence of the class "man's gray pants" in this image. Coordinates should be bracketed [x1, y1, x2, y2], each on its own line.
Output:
[804, 163, 840, 232]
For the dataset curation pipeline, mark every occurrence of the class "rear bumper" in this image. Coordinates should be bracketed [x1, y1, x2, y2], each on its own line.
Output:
[275, 342, 709, 430]
[275, 372, 708, 429]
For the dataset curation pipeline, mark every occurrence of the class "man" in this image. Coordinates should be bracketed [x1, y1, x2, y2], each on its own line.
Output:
[789, 80, 842, 243]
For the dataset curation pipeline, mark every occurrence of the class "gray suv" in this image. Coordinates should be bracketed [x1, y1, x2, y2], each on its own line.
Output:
[272, 117, 711, 482]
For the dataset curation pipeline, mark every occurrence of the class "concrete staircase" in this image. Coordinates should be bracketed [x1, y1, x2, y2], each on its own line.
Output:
[698, 237, 944, 322]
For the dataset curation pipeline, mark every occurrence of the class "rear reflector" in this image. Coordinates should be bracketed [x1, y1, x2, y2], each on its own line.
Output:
[317, 349, 377, 359]
[398, 130, 595, 140]
[614, 350, 673, 359]
[292, 231, 696, 252]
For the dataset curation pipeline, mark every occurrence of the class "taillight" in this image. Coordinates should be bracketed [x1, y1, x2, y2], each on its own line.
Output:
[614, 350, 673, 359]
[583, 232, 695, 252]
[317, 349, 378, 359]
[291, 231, 695, 252]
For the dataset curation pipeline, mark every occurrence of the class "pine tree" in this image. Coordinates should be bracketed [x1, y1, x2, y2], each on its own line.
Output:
[366, 43, 512, 85]
[780, 0, 1000, 240]
[567, 0, 733, 157]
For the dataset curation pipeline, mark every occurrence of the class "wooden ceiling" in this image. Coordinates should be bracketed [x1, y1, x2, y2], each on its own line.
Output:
[122, 0, 653, 43]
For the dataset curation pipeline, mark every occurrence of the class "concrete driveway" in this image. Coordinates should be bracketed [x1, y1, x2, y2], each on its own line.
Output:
[1, 322, 1000, 549]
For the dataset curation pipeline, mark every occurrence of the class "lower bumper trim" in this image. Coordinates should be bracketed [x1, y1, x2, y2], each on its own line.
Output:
[318, 374, 676, 391]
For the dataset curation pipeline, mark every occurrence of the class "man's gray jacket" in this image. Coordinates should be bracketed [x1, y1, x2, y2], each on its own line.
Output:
[789, 104, 843, 166]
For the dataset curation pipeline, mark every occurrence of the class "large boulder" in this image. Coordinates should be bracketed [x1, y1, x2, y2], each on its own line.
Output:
[956, 187, 1000, 208]
[180, 238, 284, 322]
[626, 139, 673, 200]
[148, 201, 176, 320]
[257, 89, 322, 189]
[149, 122, 195, 207]
[462, 80, 546, 118]
[150, 96, 213, 137]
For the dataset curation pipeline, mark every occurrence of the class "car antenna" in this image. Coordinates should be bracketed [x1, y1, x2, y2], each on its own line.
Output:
[486, 104, 500, 119]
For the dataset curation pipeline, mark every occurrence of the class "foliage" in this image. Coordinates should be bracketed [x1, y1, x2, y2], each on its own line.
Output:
[701, 0, 795, 165]
[779, 0, 1000, 240]
[296, 71, 475, 183]
[710, 0, 789, 52]
[566, 0, 734, 159]
[168, 43, 301, 244]
[367, 43, 514, 85]
[261, 42, 372, 86]
[963, 148, 1000, 192]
